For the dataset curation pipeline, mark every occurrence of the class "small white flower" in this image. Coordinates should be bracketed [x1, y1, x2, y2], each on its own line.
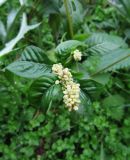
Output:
[73, 106, 78, 110]
[52, 63, 63, 75]
[55, 80, 60, 85]
[63, 68, 69, 74]
[63, 90, 68, 94]
[73, 49, 82, 61]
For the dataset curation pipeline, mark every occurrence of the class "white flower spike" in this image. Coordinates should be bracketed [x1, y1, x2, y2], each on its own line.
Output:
[52, 63, 81, 111]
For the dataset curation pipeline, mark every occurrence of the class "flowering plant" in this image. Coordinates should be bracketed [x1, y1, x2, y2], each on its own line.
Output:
[6, 42, 91, 113]
[6, 34, 130, 113]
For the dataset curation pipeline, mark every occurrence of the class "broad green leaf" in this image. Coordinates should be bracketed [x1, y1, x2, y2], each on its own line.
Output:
[56, 40, 85, 54]
[91, 73, 110, 85]
[56, 40, 85, 63]
[42, 84, 63, 111]
[83, 48, 130, 74]
[86, 33, 127, 55]
[96, 48, 130, 73]
[29, 75, 56, 104]
[82, 55, 100, 73]
[21, 45, 51, 64]
[56, 40, 85, 64]
[76, 90, 91, 114]
[6, 61, 52, 78]
[72, 62, 90, 80]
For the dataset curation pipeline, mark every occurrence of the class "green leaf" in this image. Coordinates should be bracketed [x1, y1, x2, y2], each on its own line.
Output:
[6, 61, 52, 78]
[56, 40, 85, 62]
[95, 48, 130, 73]
[43, 0, 60, 15]
[71, 0, 84, 28]
[29, 75, 56, 104]
[110, 0, 130, 23]
[86, 33, 127, 55]
[42, 84, 63, 111]
[56, 40, 84, 54]
[91, 73, 110, 85]
[72, 62, 90, 80]
[76, 90, 91, 114]
[64, 0, 84, 30]
[21, 45, 51, 64]
[82, 55, 100, 73]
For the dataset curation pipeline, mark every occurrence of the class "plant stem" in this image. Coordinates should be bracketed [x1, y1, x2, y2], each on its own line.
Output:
[63, 0, 74, 38]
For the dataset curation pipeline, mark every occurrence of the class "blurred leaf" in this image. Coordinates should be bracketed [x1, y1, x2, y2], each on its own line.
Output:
[21, 45, 52, 64]
[0, 0, 6, 6]
[49, 13, 61, 41]
[124, 29, 130, 39]
[95, 48, 130, 72]
[6, 6, 25, 41]
[42, 84, 63, 111]
[29, 75, 56, 104]
[76, 90, 91, 115]
[103, 94, 125, 107]
[109, 0, 130, 23]
[102, 94, 125, 120]
[6, 61, 52, 78]
[0, 21, 6, 42]
[86, 33, 127, 55]
[43, 0, 60, 15]
[56, 40, 85, 54]
[56, 40, 85, 62]
[91, 73, 110, 85]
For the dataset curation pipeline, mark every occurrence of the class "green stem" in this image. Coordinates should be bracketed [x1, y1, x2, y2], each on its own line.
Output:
[63, 0, 74, 38]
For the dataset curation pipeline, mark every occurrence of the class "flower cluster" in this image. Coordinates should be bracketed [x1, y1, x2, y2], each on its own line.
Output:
[52, 64, 80, 111]
[73, 49, 82, 61]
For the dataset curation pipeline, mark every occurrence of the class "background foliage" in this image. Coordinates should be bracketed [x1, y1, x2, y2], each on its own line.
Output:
[0, 0, 130, 160]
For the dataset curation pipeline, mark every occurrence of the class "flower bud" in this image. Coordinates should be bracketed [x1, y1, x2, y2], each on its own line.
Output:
[73, 49, 82, 61]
